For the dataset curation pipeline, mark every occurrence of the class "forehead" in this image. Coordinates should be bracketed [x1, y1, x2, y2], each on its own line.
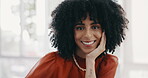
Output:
[77, 18, 99, 24]
[81, 14, 98, 21]
[74, 13, 100, 25]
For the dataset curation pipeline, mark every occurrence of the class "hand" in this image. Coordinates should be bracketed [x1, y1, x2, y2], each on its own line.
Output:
[86, 32, 106, 60]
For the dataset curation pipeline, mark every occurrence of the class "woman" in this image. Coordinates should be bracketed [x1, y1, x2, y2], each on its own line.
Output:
[26, 0, 128, 78]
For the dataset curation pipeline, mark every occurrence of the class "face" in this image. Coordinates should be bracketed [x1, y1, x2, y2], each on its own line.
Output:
[74, 15, 102, 57]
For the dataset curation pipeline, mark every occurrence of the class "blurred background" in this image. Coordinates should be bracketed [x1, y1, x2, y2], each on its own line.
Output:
[0, 0, 148, 78]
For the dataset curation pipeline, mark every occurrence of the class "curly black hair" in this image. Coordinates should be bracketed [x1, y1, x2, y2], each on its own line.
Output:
[50, 0, 128, 59]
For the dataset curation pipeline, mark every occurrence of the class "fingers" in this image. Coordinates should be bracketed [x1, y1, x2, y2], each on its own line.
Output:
[86, 32, 106, 59]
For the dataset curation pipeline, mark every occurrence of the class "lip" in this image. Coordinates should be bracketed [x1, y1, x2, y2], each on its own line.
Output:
[81, 40, 96, 47]
[83, 41, 94, 42]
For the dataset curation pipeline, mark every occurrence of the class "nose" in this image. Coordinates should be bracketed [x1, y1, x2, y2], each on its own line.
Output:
[83, 29, 93, 39]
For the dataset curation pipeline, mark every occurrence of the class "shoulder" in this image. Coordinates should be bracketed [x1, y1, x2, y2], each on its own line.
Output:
[37, 51, 61, 65]
[26, 51, 64, 78]
[41, 52, 57, 62]
[98, 54, 118, 75]
[102, 54, 118, 65]
[100, 54, 118, 68]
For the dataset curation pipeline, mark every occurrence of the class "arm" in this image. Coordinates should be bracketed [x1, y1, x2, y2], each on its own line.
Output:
[85, 58, 96, 78]
[26, 52, 57, 78]
[85, 32, 106, 78]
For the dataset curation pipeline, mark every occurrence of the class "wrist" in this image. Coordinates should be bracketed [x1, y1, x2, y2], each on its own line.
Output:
[86, 57, 95, 64]
[86, 55, 96, 61]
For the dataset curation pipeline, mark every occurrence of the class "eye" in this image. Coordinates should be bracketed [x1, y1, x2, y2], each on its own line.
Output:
[75, 27, 84, 30]
[91, 26, 100, 29]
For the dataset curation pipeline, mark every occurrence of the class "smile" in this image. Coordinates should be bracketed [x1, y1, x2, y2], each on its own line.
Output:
[81, 40, 96, 45]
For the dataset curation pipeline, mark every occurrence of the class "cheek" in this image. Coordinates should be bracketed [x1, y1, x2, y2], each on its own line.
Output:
[74, 32, 81, 47]
[74, 32, 80, 41]
[95, 31, 102, 42]
[74, 29, 83, 39]
[96, 31, 102, 38]
[98, 32, 102, 38]
[95, 32, 102, 46]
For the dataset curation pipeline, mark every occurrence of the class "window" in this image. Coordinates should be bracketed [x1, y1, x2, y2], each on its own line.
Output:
[129, 0, 148, 77]
[119, 0, 148, 78]
[0, 0, 59, 77]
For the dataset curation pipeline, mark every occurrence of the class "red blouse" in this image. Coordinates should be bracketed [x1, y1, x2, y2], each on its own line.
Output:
[26, 52, 118, 78]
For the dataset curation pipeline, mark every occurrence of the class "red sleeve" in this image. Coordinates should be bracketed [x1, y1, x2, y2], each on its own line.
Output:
[26, 52, 58, 78]
[98, 54, 118, 78]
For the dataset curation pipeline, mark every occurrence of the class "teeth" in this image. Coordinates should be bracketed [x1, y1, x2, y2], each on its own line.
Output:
[82, 41, 95, 45]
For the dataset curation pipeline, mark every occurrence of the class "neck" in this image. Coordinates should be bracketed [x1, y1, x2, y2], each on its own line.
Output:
[76, 48, 86, 58]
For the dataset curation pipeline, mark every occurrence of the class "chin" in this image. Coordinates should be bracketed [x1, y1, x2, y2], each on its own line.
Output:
[82, 48, 95, 54]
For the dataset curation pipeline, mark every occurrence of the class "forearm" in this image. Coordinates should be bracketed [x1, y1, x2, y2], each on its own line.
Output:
[85, 58, 96, 78]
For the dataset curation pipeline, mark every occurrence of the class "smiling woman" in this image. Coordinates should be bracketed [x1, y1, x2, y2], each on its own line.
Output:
[74, 15, 102, 58]
[26, 0, 128, 78]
